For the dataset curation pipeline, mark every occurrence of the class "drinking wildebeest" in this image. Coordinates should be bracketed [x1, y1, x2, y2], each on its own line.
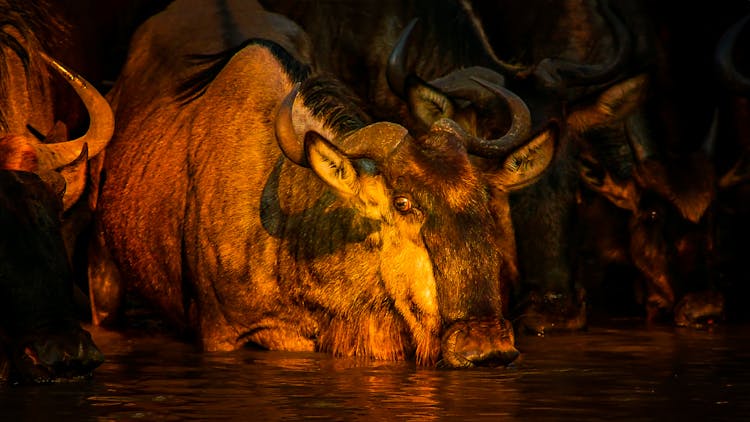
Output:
[712, 12, 750, 323]
[0, 165, 105, 383]
[568, 3, 750, 327]
[260, 0, 726, 330]
[0, 0, 111, 383]
[87, 0, 555, 367]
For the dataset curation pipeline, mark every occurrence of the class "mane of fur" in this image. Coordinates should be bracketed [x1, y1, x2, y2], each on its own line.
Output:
[297, 74, 371, 136]
[0, 0, 68, 131]
[177, 37, 371, 135]
[176, 38, 311, 104]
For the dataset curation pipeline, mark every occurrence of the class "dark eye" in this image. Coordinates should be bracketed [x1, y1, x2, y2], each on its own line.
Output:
[393, 196, 412, 212]
[644, 209, 659, 222]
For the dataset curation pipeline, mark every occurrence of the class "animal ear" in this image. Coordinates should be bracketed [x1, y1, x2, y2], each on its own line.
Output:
[57, 143, 89, 211]
[489, 128, 555, 191]
[305, 131, 359, 197]
[578, 153, 606, 188]
[719, 149, 750, 189]
[577, 152, 639, 212]
[407, 77, 456, 128]
[37, 143, 89, 212]
[44, 121, 70, 144]
[567, 74, 648, 133]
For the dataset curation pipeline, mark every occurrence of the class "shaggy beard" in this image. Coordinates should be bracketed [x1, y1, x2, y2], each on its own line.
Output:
[317, 310, 440, 365]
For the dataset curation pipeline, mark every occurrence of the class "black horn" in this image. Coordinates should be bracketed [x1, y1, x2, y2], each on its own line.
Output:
[464, 76, 532, 158]
[455, 0, 530, 78]
[275, 84, 308, 167]
[386, 18, 419, 100]
[533, 0, 632, 93]
[716, 14, 750, 96]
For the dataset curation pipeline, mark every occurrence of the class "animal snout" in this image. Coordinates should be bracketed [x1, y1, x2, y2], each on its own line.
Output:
[439, 319, 519, 368]
[18, 327, 104, 382]
[674, 291, 725, 329]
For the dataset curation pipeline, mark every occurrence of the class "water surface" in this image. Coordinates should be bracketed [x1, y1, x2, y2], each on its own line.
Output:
[2, 322, 749, 420]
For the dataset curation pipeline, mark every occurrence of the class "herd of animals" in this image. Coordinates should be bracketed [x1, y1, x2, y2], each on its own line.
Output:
[0, 0, 748, 383]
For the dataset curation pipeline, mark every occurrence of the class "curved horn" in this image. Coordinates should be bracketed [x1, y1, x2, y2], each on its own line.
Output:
[275, 84, 308, 166]
[464, 77, 532, 158]
[456, 0, 530, 77]
[36, 52, 114, 169]
[716, 14, 750, 95]
[386, 18, 419, 100]
[534, 0, 632, 91]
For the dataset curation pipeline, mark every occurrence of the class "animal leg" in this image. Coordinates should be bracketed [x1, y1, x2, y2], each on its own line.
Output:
[87, 222, 124, 326]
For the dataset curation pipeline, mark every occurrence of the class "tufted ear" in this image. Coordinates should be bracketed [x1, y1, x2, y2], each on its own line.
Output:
[36, 143, 89, 212]
[719, 150, 750, 189]
[487, 128, 555, 191]
[406, 77, 456, 129]
[566, 74, 648, 133]
[578, 151, 639, 212]
[304, 131, 359, 198]
[43, 121, 70, 144]
[57, 143, 89, 211]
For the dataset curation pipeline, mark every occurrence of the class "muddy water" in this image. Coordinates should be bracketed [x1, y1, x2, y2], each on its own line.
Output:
[1, 322, 749, 421]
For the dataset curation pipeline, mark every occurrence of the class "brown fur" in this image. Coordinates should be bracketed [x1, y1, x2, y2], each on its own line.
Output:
[0, 0, 70, 134]
[0, 135, 38, 171]
[90, 1, 550, 368]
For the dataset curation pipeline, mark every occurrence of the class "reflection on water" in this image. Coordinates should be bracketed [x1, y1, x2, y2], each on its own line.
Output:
[1, 322, 749, 421]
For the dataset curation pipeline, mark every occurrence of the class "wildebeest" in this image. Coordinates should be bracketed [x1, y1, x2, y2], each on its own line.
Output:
[27, 0, 174, 159]
[0, 166, 105, 384]
[254, 0, 590, 328]
[540, 1, 727, 328]
[712, 12, 750, 323]
[259, 0, 537, 138]
[394, 0, 730, 330]
[568, 2, 750, 327]
[0, 0, 111, 382]
[88, 0, 554, 367]
[259, 0, 723, 330]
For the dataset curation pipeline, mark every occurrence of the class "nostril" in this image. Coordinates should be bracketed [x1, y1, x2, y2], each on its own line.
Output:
[471, 348, 520, 367]
[440, 319, 519, 368]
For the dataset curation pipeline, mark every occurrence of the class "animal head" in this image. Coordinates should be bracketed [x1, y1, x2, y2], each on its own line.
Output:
[574, 74, 716, 314]
[273, 82, 553, 366]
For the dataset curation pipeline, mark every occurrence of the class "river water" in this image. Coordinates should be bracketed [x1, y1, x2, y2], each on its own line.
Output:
[1, 320, 749, 421]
